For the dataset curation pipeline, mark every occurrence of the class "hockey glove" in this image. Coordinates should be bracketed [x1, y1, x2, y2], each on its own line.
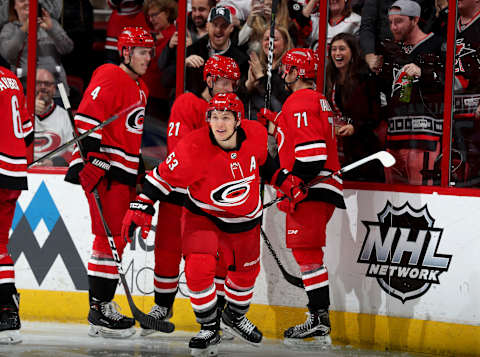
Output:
[277, 172, 307, 213]
[121, 196, 156, 243]
[78, 152, 111, 193]
[257, 108, 281, 134]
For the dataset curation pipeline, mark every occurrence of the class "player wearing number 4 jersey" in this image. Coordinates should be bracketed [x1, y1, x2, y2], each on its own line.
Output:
[122, 93, 306, 356]
[64, 27, 154, 339]
[142, 55, 241, 337]
[259, 48, 345, 345]
[0, 66, 33, 345]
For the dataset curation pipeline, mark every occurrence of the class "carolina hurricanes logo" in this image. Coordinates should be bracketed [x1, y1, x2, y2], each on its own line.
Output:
[392, 69, 410, 96]
[34, 131, 62, 153]
[210, 175, 255, 207]
[125, 107, 145, 134]
[455, 38, 476, 74]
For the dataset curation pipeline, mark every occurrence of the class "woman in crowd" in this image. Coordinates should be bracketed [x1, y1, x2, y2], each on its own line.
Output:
[244, 25, 292, 121]
[0, 0, 73, 95]
[325, 32, 384, 182]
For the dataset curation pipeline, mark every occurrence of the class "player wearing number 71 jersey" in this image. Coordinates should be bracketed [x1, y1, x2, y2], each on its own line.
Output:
[0, 66, 33, 344]
[259, 48, 345, 345]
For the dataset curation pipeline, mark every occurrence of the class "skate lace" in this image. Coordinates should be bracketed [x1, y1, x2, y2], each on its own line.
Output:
[237, 316, 255, 335]
[294, 312, 314, 332]
[149, 305, 168, 319]
[102, 301, 125, 321]
[197, 329, 215, 340]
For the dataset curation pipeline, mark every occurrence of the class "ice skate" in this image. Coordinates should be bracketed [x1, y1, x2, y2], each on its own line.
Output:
[189, 320, 221, 356]
[140, 304, 173, 336]
[87, 298, 135, 339]
[284, 309, 332, 346]
[0, 302, 22, 345]
[221, 307, 262, 346]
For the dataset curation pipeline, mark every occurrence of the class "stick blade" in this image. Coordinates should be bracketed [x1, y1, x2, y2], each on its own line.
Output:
[376, 151, 396, 167]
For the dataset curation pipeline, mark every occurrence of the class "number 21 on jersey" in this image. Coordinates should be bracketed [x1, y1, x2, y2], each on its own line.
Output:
[294, 112, 308, 128]
[168, 122, 180, 136]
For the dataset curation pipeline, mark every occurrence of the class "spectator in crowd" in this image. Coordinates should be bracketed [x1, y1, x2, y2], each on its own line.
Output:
[0, 0, 74, 97]
[33, 67, 73, 167]
[325, 32, 384, 182]
[239, 0, 297, 53]
[156, 0, 215, 93]
[166, 6, 249, 97]
[451, 0, 480, 185]
[359, 0, 436, 74]
[380, 0, 445, 185]
[104, 0, 148, 64]
[143, 0, 176, 122]
[244, 25, 292, 121]
[188, 0, 216, 43]
[290, 0, 361, 50]
[0, 0, 62, 27]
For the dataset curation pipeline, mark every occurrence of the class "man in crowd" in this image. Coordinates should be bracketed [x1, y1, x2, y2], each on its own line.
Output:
[64, 27, 157, 339]
[258, 48, 345, 345]
[34, 67, 73, 167]
[139, 55, 241, 338]
[0, 65, 33, 344]
[381, 0, 445, 185]
[121, 92, 305, 355]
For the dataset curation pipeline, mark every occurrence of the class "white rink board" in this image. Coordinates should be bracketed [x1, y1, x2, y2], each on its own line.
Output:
[12, 173, 480, 327]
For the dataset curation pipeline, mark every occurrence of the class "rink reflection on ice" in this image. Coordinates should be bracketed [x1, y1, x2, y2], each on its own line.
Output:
[0, 322, 437, 357]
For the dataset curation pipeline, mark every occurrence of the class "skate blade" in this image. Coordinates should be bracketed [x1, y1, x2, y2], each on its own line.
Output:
[190, 344, 219, 357]
[88, 324, 135, 339]
[140, 328, 156, 337]
[220, 329, 234, 341]
[0, 330, 22, 344]
[284, 334, 332, 347]
[220, 321, 261, 347]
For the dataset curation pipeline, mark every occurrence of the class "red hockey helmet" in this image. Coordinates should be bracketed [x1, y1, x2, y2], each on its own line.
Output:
[281, 48, 319, 79]
[206, 93, 244, 122]
[117, 26, 155, 56]
[203, 55, 241, 82]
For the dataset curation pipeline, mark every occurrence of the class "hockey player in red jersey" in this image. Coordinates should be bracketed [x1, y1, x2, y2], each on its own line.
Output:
[0, 66, 33, 344]
[140, 55, 241, 336]
[258, 48, 346, 345]
[64, 27, 154, 339]
[121, 93, 306, 355]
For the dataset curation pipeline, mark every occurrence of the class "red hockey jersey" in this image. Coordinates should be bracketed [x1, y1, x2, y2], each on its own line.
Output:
[0, 67, 32, 190]
[144, 120, 270, 233]
[167, 92, 209, 152]
[65, 64, 148, 187]
[277, 88, 345, 209]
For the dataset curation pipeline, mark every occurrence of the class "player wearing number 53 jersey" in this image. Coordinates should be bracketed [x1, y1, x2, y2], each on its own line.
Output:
[143, 55, 241, 336]
[0, 66, 33, 344]
[122, 93, 306, 355]
[65, 27, 153, 339]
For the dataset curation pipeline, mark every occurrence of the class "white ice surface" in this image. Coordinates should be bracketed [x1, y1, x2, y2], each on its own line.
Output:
[0, 322, 436, 357]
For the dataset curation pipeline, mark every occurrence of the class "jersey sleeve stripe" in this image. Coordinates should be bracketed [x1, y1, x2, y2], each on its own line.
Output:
[77, 129, 102, 140]
[0, 154, 27, 164]
[75, 114, 101, 127]
[0, 166, 27, 177]
[100, 147, 140, 163]
[294, 142, 326, 152]
[296, 155, 327, 162]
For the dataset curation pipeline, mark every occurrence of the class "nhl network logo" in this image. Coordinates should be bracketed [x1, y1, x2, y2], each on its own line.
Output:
[357, 201, 452, 303]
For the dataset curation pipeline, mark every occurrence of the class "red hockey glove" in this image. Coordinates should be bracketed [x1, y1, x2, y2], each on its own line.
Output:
[257, 108, 280, 128]
[121, 196, 156, 243]
[78, 152, 111, 193]
[278, 173, 307, 213]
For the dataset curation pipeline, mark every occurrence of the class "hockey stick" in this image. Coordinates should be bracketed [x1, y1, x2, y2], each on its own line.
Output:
[264, 151, 396, 209]
[261, 228, 303, 288]
[28, 100, 141, 168]
[265, 0, 279, 110]
[58, 83, 174, 333]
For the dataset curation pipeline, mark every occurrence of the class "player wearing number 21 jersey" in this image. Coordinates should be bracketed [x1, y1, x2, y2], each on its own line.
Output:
[0, 66, 33, 344]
